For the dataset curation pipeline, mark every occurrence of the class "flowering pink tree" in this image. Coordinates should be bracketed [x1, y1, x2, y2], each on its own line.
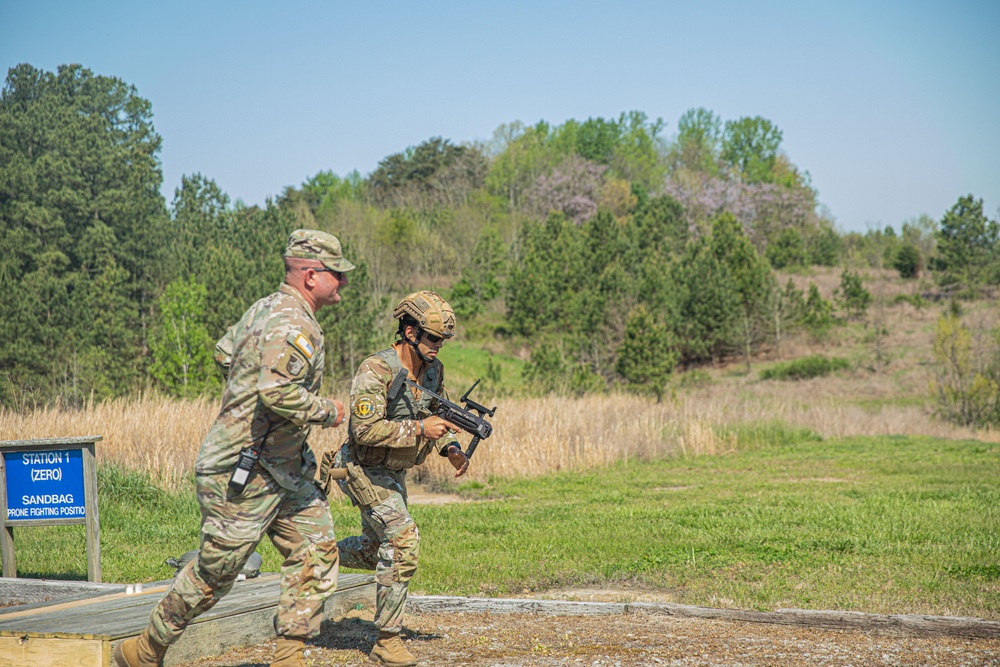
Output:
[526, 155, 607, 225]
[663, 171, 818, 252]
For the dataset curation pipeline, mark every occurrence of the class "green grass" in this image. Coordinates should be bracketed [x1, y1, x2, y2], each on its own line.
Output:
[437, 340, 525, 396]
[417, 434, 1000, 618]
[11, 435, 999, 619]
[760, 354, 851, 381]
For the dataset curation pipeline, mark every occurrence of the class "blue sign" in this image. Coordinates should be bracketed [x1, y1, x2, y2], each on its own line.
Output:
[4, 449, 86, 522]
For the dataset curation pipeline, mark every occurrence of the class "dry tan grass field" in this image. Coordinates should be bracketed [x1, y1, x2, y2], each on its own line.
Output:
[1, 268, 996, 493]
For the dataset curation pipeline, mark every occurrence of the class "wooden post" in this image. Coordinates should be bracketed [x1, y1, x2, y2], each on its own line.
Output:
[82, 442, 101, 582]
[0, 436, 103, 582]
[0, 445, 14, 577]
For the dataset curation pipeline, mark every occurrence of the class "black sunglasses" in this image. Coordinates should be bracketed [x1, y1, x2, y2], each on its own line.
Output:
[421, 330, 444, 344]
[302, 267, 343, 279]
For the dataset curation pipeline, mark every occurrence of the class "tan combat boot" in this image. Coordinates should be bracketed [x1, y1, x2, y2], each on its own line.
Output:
[370, 631, 417, 666]
[113, 630, 168, 667]
[271, 636, 307, 667]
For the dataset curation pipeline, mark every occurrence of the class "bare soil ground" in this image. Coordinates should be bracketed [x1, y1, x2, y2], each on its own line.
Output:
[174, 607, 1000, 667]
[407, 485, 466, 505]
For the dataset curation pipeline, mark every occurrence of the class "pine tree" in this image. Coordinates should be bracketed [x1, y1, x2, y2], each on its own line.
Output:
[617, 305, 677, 402]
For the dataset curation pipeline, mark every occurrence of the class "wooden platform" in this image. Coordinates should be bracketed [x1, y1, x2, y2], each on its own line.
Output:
[0, 573, 374, 667]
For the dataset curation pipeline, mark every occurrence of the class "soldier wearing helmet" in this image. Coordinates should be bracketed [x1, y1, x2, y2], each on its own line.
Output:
[324, 290, 467, 667]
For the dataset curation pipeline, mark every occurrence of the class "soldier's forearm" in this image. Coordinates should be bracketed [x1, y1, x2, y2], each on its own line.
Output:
[351, 418, 422, 449]
[260, 383, 330, 426]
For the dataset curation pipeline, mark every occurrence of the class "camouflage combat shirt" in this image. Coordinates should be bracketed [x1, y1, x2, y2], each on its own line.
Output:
[348, 347, 459, 470]
[196, 283, 340, 490]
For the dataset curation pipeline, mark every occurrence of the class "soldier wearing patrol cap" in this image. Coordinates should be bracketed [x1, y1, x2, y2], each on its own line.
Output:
[322, 290, 468, 667]
[114, 230, 354, 667]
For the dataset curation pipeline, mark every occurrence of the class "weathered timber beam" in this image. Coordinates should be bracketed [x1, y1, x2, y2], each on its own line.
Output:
[406, 596, 1000, 639]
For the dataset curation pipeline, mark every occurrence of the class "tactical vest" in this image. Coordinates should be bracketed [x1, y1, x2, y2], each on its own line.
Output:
[349, 348, 442, 470]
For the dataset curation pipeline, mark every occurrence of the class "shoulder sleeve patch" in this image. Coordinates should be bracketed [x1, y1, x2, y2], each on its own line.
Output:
[353, 397, 376, 419]
[288, 332, 315, 360]
[278, 350, 308, 379]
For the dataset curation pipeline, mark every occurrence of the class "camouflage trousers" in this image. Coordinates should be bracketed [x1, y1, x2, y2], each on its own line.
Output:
[148, 468, 339, 645]
[335, 446, 418, 635]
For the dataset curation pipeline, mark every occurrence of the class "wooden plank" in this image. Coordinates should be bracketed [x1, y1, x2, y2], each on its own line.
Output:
[0, 635, 107, 667]
[82, 444, 101, 583]
[1, 519, 86, 528]
[0, 574, 374, 667]
[0, 573, 373, 637]
[151, 581, 374, 666]
[770, 607, 1000, 639]
[0, 578, 128, 608]
[160, 603, 280, 666]
[406, 596, 1000, 640]
[0, 529, 13, 582]
[627, 602, 1000, 639]
[0, 573, 304, 625]
[0, 451, 13, 579]
[0, 583, 173, 622]
[408, 596, 626, 616]
[0, 580, 276, 635]
[0, 437, 102, 448]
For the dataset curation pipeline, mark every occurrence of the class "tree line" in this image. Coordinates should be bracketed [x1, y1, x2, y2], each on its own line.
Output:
[2, 63, 998, 406]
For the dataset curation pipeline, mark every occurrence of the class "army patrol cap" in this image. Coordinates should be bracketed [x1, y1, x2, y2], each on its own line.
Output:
[284, 229, 356, 272]
[393, 290, 456, 339]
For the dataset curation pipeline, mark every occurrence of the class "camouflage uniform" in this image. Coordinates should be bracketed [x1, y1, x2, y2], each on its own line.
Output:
[331, 348, 459, 634]
[144, 231, 353, 648]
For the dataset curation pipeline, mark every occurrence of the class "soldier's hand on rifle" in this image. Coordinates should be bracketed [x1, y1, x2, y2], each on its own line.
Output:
[446, 444, 470, 477]
[421, 415, 460, 440]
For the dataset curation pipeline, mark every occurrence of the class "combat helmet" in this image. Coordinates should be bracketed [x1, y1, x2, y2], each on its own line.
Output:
[393, 291, 456, 339]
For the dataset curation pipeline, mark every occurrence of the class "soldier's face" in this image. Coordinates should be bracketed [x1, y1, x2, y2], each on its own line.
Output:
[307, 265, 347, 308]
[408, 326, 444, 360]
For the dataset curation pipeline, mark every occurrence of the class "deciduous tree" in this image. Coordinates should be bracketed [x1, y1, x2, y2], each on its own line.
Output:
[149, 278, 216, 398]
[721, 116, 783, 183]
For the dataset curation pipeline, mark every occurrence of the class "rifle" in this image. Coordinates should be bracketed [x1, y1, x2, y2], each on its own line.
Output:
[388, 371, 497, 458]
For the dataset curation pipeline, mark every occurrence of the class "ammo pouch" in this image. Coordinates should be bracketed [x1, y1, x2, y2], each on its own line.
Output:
[343, 462, 390, 509]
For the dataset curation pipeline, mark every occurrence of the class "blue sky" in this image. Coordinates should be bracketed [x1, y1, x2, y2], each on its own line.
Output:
[2, 1, 997, 232]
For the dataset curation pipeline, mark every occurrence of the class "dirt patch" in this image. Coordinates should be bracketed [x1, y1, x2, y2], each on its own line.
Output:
[174, 607, 999, 667]
[408, 484, 466, 505]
